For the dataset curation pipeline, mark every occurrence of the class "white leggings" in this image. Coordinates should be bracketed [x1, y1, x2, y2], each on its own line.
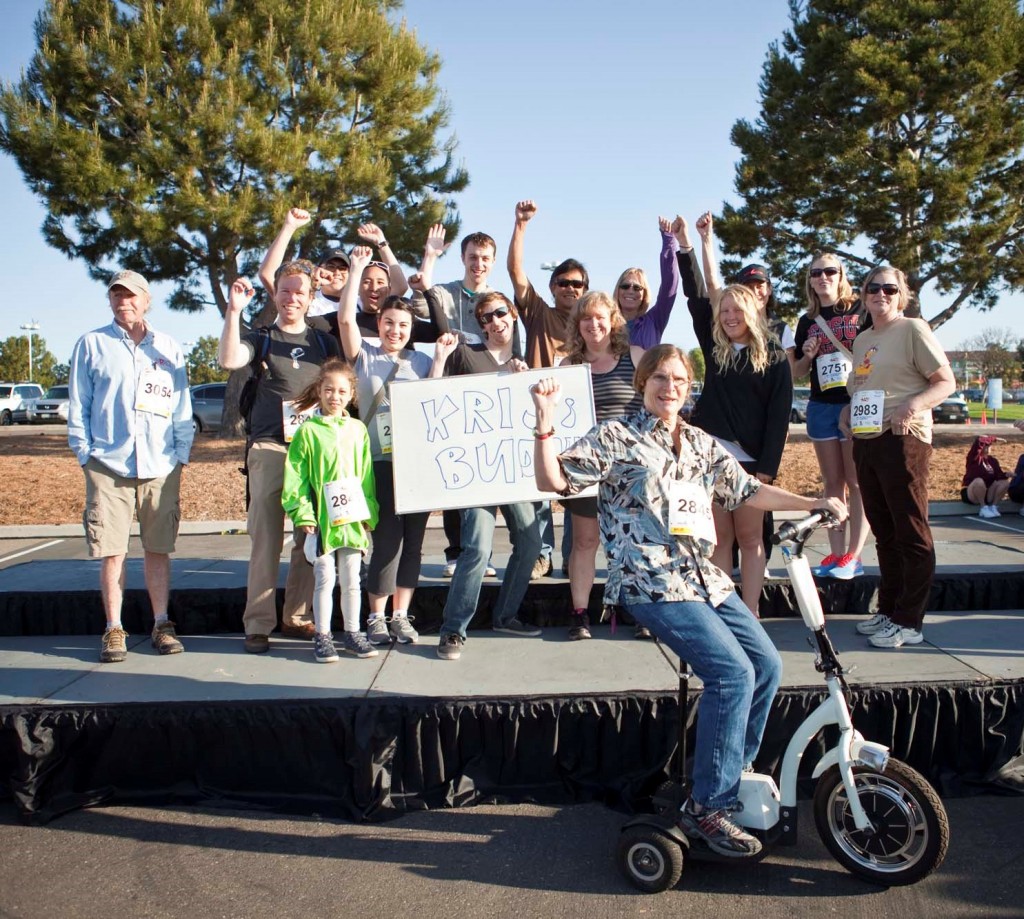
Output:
[312, 547, 362, 634]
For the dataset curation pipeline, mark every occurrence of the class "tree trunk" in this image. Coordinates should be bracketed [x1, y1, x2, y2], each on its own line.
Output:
[219, 367, 251, 439]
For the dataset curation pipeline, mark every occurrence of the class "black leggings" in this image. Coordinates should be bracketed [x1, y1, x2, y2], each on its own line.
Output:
[367, 460, 429, 596]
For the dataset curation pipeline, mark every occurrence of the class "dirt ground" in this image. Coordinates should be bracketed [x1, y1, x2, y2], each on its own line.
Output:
[0, 426, 999, 526]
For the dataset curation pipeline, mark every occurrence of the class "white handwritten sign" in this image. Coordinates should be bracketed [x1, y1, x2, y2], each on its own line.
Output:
[389, 364, 598, 514]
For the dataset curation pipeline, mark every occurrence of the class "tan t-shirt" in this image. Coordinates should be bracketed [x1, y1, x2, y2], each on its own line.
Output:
[517, 283, 573, 369]
[847, 316, 948, 443]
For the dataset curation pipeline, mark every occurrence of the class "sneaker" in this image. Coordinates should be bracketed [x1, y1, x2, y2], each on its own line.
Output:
[813, 553, 841, 576]
[530, 554, 553, 580]
[437, 632, 464, 660]
[340, 630, 379, 658]
[366, 615, 392, 645]
[988, 505, 1002, 518]
[1019, 507, 1024, 517]
[978, 505, 994, 518]
[568, 611, 592, 640]
[485, 563, 498, 577]
[442, 560, 457, 577]
[151, 620, 184, 655]
[855, 613, 891, 635]
[280, 621, 316, 640]
[493, 618, 542, 637]
[244, 633, 270, 654]
[678, 799, 762, 858]
[389, 615, 419, 644]
[634, 623, 653, 640]
[313, 632, 340, 663]
[868, 620, 924, 648]
[828, 554, 864, 580]
[100, 626, 128, 663]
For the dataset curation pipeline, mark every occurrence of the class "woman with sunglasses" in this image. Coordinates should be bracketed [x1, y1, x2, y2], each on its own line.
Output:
[336, 246, 449, 647]
[558, 291, 646, 640]
[676, 216, 793, 617]
[792, 253, 870, 581]
[841, 266, 955, 648]
[613, 217, 680, 349]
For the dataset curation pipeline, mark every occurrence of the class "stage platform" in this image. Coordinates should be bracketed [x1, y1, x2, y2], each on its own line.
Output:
[1, 513, 1023, 824]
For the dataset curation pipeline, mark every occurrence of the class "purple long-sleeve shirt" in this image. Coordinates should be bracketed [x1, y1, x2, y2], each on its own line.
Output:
[627, 230, 679, 348]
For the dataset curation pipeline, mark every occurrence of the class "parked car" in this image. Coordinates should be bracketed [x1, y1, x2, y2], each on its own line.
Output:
[963, 388, 984, 403]
[791, 386, 811, 424]
[24, 385, 70, 424]
[191, 382, 226, 433]
[932, 393, 969, 424]
[0, 382, 44, 426]
[681, 383, 702, 421]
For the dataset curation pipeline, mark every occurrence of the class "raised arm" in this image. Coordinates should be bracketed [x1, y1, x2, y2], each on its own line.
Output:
[357, 222, 410, 300]
[507, 199, 537, 304]
[338, 246, 372, 362]
[218, 278, 256, 370]
[695, 211, 722, 297]
[531, 377, 570, 494]
[429, 332, 459, 379]
[258, 208, 311, 296]
[640, 216, 681, 340]
[672, 216, 708, 303]
[417, 223, 449, 292]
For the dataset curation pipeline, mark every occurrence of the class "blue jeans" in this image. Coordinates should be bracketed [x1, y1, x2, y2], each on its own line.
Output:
[441, 501, 541, 639]
[627, 593, 782, 810]
[535, 501, 554, 561]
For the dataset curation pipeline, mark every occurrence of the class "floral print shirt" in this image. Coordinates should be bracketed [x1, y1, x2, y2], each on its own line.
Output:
[559, 408, 760, 606]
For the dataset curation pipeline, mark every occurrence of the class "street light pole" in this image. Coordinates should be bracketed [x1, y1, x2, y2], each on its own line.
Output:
[19, 321, 40, 382]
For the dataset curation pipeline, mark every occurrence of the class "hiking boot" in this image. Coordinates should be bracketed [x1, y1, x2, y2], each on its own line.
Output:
[389, 615, 419, 644]
[855, 613, 890, 635]
[151, 620, 184, 655]
[437, 632, 464, 660]
[813, 553, 841, 576]
[313, 632, 339, 663]
[366, 616, 392, 645]
[244, 633, 270, 654]
[530, 554, 553, 580]
[280, 621, 316, 640]
[340, 631, 379, 658]
[678, 799, 762, 858]
[568, 611, 591, 641]
[100, 626, 128, 663]
[868, 619, 924, 648]
[493, 618, 542, 637]
[828, 554, 864, 580]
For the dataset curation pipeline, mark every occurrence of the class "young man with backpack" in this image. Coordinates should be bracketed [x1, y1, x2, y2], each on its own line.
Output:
[218, 263, 342, 653]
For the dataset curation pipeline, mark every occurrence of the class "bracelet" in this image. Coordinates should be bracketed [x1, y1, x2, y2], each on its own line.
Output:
[534, 428, 555, 440]
[378, 239, 390, 248]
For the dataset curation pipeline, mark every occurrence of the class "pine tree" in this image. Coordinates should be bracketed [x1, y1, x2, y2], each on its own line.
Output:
[0, 0, 468, 317]
[185, 335, 229, 385]
[715, 0, 1024, 327]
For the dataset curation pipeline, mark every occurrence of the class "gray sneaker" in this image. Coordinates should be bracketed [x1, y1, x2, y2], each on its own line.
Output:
[366, 616, 392, 645]
[678, 799, 762, 858]
[313, 632, 339, 663]
[389, 615, 419, 644]
[493, 618, 542, 637]
[437, 633, 464, 660]
[340, 631, 379, 659]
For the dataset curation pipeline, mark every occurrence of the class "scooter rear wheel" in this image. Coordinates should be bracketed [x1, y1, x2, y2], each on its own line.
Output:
[617, 827, 684, 893]
[813, 758, 949, 886]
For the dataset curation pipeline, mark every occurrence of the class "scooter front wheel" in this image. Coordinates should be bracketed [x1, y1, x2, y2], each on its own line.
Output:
[617, 827, 684, 893]
[813, 758, 949, 886]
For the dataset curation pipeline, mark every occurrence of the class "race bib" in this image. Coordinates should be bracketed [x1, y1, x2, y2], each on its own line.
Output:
[375, 409, 393, 455]
[816, 353, 852, 392]
[851, 389, 884, 434]
[282, 401, 316, 443]
[136, 366, 174, 417]
[668, 480, 716, 545]
[323, 477, 371, 527]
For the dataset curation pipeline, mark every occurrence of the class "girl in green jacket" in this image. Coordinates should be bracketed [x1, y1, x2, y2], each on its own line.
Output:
[282, 359, 379, 661]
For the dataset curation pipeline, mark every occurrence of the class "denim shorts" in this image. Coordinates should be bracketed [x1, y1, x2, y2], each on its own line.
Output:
[807, 400, 848, 442]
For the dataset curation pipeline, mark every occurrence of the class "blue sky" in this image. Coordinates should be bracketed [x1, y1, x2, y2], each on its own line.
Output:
[0, 0, 1018, 365]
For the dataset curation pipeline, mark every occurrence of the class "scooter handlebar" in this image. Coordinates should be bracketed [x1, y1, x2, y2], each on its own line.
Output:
[772, 509, 838, 546]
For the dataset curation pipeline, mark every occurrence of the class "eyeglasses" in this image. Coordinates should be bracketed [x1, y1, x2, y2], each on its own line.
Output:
[809, 267, 840, 279]
[477, 305, 511, 327]
[555, 279, 586, 290]
[649, 372, 689, 389]
[618, 283, 644, 292]
[865, 282, 900, 297]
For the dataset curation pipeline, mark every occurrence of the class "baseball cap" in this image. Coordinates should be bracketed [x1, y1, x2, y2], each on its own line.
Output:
[107, 269, 150, 297]
[734, 264, 770, 285]
[319, 248, 350, 268]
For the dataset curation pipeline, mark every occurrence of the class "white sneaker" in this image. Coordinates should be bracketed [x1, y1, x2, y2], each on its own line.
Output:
[868, 619, 924, 648]
[978, 506, 993, 518]
[442, 560, 457, 577]
[1018, 507, 1024, 517]
[989, 506, 1002, 517]
[855, 613, 890, 635]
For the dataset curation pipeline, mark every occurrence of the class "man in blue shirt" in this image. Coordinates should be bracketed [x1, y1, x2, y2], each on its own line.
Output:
[68, 269, 194, 663]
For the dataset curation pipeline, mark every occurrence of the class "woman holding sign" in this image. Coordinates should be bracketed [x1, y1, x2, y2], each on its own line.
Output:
[531, 344, 845, 858]
[793, 253, 869, 579]
[282, 359, 379, 661]
[338, 247, 448, 647]
[842, 266, 955, 648]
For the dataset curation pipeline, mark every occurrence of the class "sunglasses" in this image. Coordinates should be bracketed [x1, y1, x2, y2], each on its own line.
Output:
[555, 278, 586, 290]
[865, 282, 900, 296]
[477, 305, 511, 327]
[618, 282, 644, 292]
[809, 267, 840, 279]
[364, 261, 390, 274]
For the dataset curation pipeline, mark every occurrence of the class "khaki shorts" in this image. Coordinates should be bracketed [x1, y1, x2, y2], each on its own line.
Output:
[82, 457, 182, 557]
